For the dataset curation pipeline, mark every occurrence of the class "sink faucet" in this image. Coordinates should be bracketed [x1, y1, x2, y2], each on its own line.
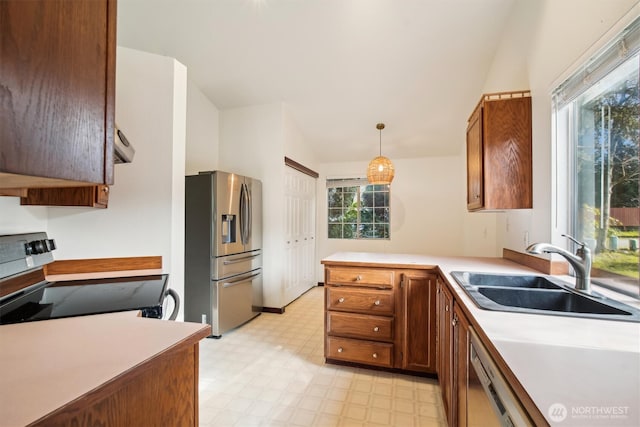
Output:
[526, 234, 592, 294]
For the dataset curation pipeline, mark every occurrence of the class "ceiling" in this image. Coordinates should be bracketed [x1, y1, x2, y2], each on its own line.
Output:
[117, 0, 516, 163]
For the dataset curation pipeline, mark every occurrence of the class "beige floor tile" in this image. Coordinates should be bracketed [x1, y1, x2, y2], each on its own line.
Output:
[197, 286, 446, 427]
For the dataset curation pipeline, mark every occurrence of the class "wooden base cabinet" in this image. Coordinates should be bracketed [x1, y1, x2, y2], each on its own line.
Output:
[453, 303, 470, 427]
[437, 276, 473, 427]
[323, 264, 437, 374]
[436, 277, 454, 424]
[401, 272, 437, 373]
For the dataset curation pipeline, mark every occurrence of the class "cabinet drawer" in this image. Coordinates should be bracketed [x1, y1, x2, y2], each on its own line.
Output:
[326, 267, 393, 288]
[327, 312, 393, 341]
[326, 337, 393, 367]
[326, 287, 394, 315]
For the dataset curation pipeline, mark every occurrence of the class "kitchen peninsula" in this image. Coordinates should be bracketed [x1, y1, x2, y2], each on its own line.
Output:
[0, 312, 210, 426]
[322, 252, 640, 426]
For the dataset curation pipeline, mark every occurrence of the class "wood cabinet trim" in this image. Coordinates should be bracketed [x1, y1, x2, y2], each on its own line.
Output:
[284, 156, 319, 178]
[44, 256, 163, 276]
[502, 248, 570, 275]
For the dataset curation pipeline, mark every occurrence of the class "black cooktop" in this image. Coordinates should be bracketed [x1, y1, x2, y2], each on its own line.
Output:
[0, 274, 169, 325]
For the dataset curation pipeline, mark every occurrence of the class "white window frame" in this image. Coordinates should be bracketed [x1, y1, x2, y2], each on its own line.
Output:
[551, 13, 640, 297]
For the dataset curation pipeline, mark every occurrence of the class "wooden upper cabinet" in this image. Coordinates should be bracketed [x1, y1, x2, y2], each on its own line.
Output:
[466, 91, 532, 211]
[0, 0, 116, 189]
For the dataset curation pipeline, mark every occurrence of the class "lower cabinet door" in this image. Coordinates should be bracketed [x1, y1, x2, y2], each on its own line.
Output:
[326, 336, 393, 368]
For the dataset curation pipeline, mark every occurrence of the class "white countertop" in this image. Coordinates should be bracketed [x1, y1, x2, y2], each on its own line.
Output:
[0, 311, 209, 427]
[323, 252, 640, 426]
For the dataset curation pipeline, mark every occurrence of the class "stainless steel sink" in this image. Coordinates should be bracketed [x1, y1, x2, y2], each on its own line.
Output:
[450, 271, 640, 322]
[452, 271, 564, 289]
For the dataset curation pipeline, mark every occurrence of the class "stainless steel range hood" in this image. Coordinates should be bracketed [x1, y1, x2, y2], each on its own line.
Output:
[114, 125, 135, 164]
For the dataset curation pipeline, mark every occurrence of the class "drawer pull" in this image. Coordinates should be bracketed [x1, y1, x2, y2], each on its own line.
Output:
[337, 347, 344, 353]
[338, 297, 345, 303]
[355, 275, 362, 281]
[374, 300, 381, 306]
[372, 353, 378, 359]
[373, 326, 379, 332]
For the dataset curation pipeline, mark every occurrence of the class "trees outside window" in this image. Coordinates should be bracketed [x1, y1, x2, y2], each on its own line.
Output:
[327, 183, 390, 240]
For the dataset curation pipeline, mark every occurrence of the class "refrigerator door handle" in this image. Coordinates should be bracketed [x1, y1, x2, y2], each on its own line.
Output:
[239, 183, 249, 245]
[222, 272, 261, 288]
[246, 183, 252, 243]
[222, 253, 260, 265]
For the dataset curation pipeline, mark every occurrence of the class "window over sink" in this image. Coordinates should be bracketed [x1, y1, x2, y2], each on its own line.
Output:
[553, 16, 640, 297]
[327, 178, 390, 239]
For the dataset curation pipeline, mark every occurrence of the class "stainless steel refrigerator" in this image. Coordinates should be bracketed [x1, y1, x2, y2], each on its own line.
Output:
[185, 171, 263, 337]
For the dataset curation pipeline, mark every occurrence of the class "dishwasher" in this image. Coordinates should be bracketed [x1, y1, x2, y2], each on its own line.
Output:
[468, 328, 533, 427]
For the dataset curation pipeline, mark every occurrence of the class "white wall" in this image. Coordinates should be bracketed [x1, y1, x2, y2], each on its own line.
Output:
[46, 46, 188, 318]
[219, 103, 286, 308]
[185, 78, 220, 175]
[0, 198, 48, 235]
[474, 0, 638, 255]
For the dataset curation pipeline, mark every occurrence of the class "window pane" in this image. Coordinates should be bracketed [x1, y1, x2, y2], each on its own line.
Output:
[328, 208, 343, 223]
[327, 188, 343, 208]
[374, 207, 389, 223]
[374, 224, 389, 239]
[328, 224, 342, 239]
[343, 224, 357, 239]
[570, 53, 639, 293]
[342, 192, 356, 208]
[361, 207, 373, 223]
[361, 190, 374, 207]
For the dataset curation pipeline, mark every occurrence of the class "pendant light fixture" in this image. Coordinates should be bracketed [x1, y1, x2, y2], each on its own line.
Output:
[367, 123, 395, 184]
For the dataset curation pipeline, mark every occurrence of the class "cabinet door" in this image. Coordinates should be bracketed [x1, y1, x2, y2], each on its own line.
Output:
[437, 279, 454, 425]
[454, 303, 470, 427]
[466, 104, 483, 210]
[0, 0, 115, 188]
[401, 272, 437, 373]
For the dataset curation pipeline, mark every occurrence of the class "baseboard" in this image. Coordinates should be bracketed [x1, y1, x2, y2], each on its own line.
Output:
[503, 248, 569, 275]
[262, 306, 285, 314]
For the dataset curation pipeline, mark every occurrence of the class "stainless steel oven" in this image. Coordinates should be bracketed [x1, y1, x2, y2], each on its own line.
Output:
[468, 328, 532, 427]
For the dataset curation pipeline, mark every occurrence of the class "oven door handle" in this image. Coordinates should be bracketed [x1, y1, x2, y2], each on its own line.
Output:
[164, 288, 180, 321]
[222, 272, 261, 288]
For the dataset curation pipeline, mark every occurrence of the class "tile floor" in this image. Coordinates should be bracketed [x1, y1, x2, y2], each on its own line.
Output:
[198, 286, 447, 427]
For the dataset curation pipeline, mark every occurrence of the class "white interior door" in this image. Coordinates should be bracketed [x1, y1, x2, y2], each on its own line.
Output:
[283, 167, 316, 305]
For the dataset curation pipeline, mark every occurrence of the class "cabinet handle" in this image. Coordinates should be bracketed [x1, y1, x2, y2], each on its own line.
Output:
[372, 353, 378, 359]
[373, 326, 379, 332]
[355, 275, 362, 281]
[337, 347, 344, 353]
[374, 300, 381, 306]
[475, 194, 480, 199]
[445, 305, 449, 312]
[452, 317, 458, 327]
[338, 297, 345, 303]
[102, 187, 109, 193]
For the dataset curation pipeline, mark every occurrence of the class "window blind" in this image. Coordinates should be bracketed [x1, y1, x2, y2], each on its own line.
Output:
[553, 16, 640, 108]
[326, 177, 369, 188]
